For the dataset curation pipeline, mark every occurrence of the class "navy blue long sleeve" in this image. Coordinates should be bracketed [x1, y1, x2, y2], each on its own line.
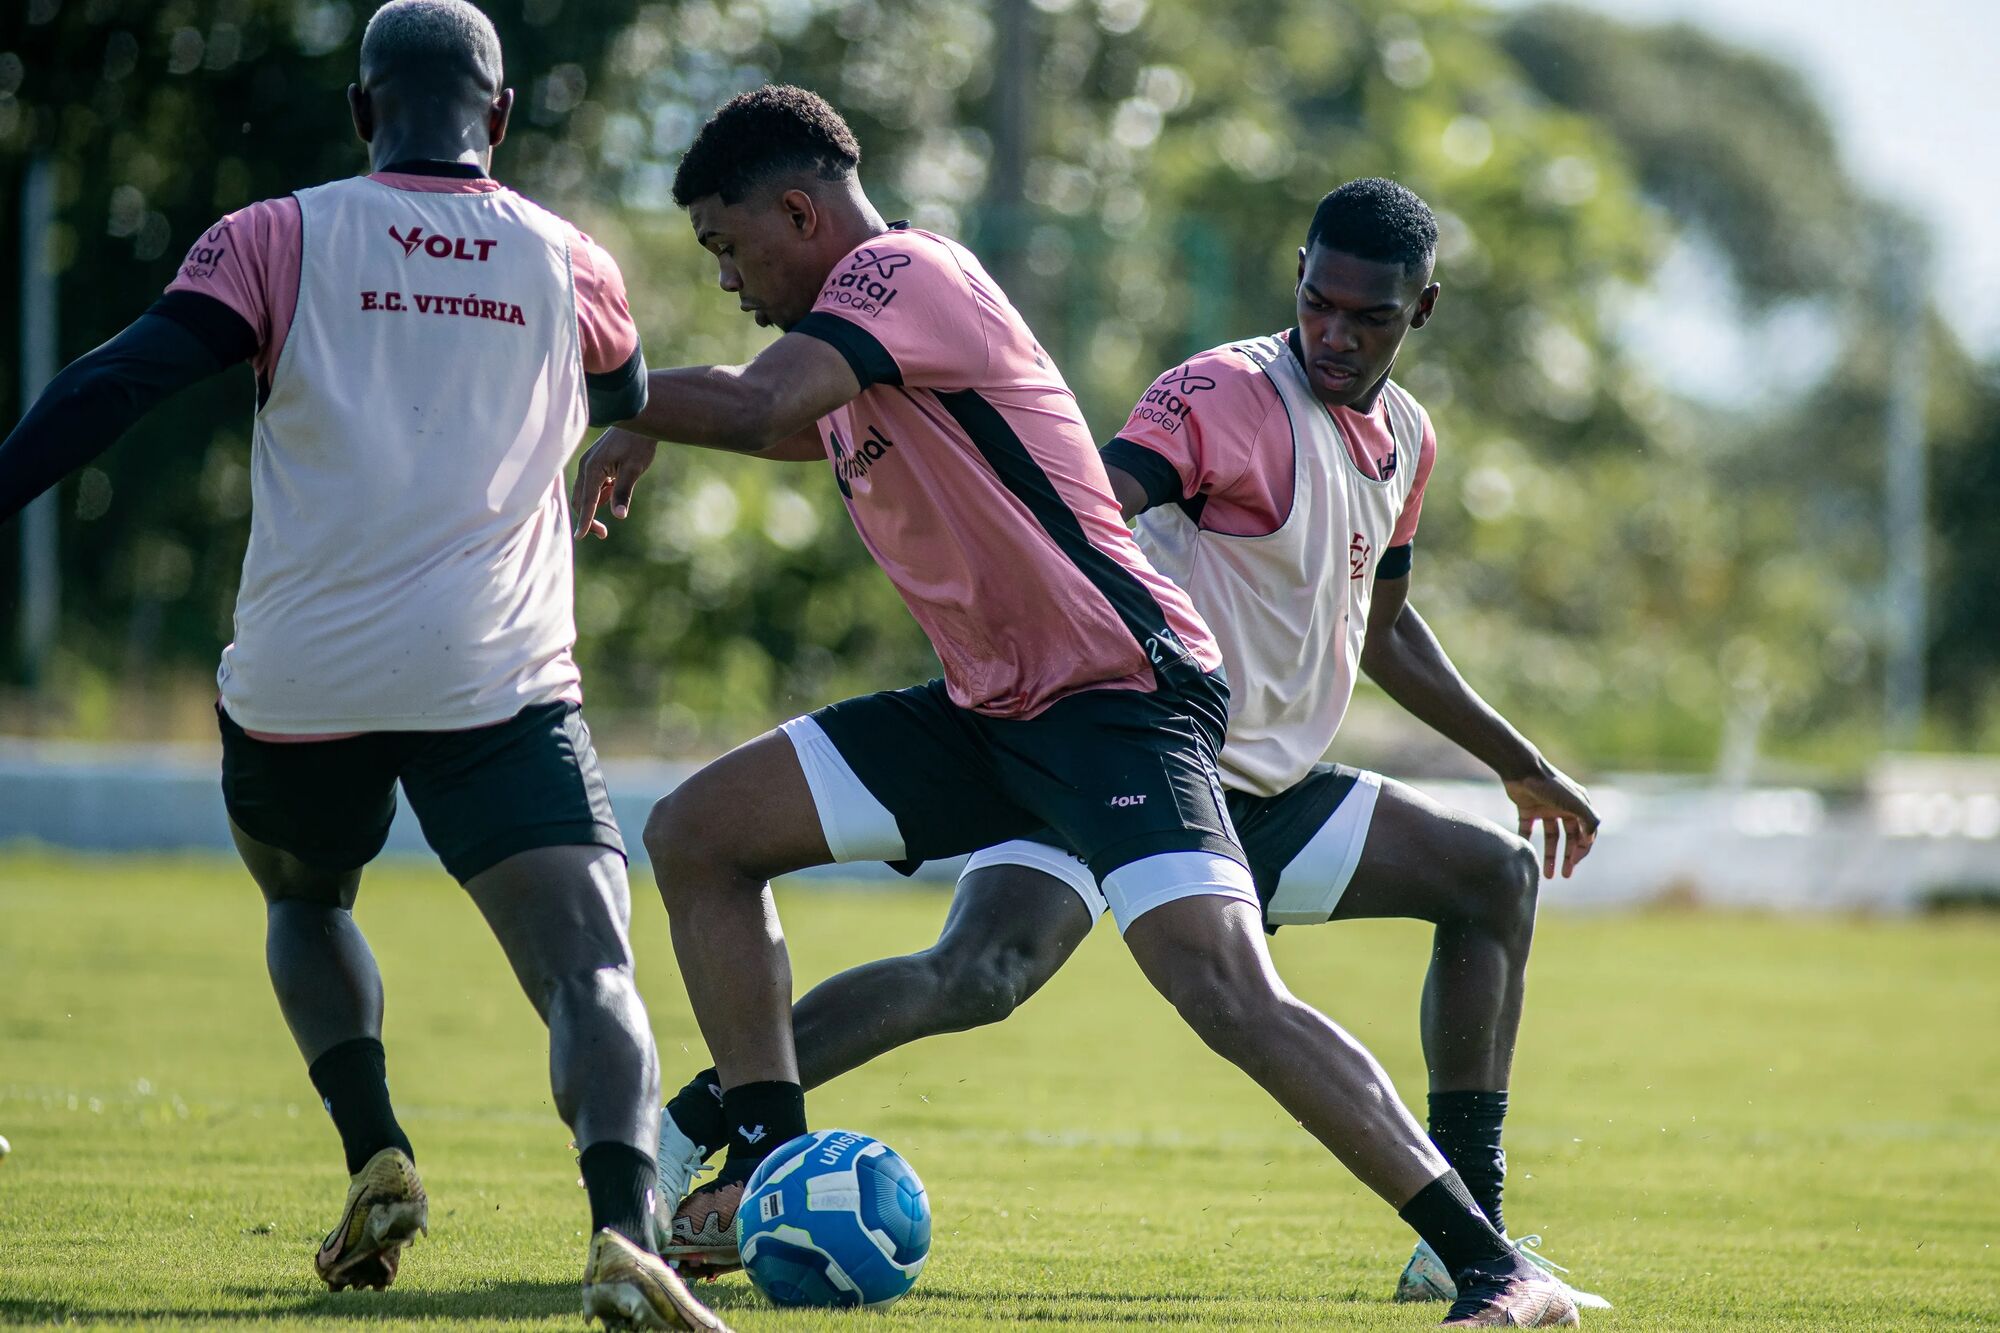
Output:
[0, 291, 255, 525]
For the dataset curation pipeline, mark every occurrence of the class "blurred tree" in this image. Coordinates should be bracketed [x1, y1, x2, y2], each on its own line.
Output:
[1501, 3, 2000, 755]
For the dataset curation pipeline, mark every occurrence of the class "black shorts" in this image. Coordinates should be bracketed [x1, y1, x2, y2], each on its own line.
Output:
[962, 762, 1378, 933]
[800, 671, 1243, 882]
[217, 700, 624, 884]
[1226, 764, 1367, 912]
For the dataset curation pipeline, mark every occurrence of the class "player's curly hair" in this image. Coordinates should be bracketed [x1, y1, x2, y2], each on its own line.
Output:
[1306, 178, 1437, 275]
[671, 85, 862, 208]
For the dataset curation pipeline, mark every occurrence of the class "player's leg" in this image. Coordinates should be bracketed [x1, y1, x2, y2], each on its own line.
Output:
[400, 705, 664, 1239]
[1310, 778, 1606, 1309]
[650, 688, 1037, 1271]
[401, 703, 722, 1328]
[1014, 680, 1572, 1326]
[463, 845, 660, 1231]
[464, 842, 719, 1327]
[643, 726, 831, 1105]
[1117, 890, 1573, 1326]
[798, 853, 1098, 1077]
[659, 847, 1096, 1169]
[1122, 891, 1446, 1198]
[1327, 779, 1538, 1215]
[218, 710, 425, 1291]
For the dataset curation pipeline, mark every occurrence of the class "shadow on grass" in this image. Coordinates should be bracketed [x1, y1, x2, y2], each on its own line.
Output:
[1, 1281, 1371, 1326]
[0, 1277, 764, 1324]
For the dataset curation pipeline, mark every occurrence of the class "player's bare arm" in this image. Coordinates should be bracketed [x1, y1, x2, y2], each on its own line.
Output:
[574, 421, 824, 542]
[1360, 577, 1599, 876]
[572, 333, 858, 538]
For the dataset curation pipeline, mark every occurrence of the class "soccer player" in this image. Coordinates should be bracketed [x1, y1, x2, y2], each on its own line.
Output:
[651, 177, 1607, 1313]
[0, 3, 720, 1326]
[576, 89, 1580, 1326]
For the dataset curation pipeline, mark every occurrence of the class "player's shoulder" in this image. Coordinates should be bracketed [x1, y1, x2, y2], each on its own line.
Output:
[816, 225, 973, 324]
[202, 193, 302, 234]
[474, 183, 597, 250]
[835, 224, 963, 287]
[174, 194, 299, 283]
[1143, 336, 1287, 418]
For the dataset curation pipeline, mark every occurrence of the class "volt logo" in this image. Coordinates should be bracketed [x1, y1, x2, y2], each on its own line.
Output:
[388, 225, 498, 262]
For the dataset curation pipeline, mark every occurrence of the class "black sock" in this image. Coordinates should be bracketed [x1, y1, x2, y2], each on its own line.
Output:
[579, 1141, 657, 1250]
[1399, 1170, 1516, 1280]
[665, 1067, 728, 1158]
[307, 1037, 414, 1177]
[717, 1080, 807, 1183]
[1429, 1090, 1510, 1237]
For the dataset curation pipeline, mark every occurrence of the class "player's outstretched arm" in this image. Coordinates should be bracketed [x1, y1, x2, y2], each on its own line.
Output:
[571, 333, 859, 538]
[0, 295, 249, 525]
[571, 423, 823, 541]
[1360, 577, 1599, 876]
[626, 333, 859, 453]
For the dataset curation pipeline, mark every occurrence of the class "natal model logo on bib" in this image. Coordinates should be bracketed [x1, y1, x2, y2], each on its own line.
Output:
[822, 248, 910, 317]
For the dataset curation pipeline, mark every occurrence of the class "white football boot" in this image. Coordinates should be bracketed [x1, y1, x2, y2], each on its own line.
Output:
[1396, 1235, 1612, 1311]
[650, 1106, 712, 1253]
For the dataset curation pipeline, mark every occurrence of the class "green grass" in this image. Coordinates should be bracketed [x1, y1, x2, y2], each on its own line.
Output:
[1, 851, 1996, 1330]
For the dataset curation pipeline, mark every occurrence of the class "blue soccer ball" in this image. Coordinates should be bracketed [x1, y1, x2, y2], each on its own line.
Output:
[734, 1129, 930, 1309]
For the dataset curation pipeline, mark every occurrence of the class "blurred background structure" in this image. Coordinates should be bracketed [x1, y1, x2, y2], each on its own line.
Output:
[1, 0, 1996, 901]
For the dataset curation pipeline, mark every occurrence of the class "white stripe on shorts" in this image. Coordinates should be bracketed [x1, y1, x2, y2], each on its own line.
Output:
[1265, 769, 1382, 926]
[1100, 850, 1259, 935]
[779, 715, 907, 864]
[961, 838, 1108, 920]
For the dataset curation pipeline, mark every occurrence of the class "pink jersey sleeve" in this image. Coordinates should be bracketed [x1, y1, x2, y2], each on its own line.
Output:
[569, 231, 640, 374]
[1103, 346, 1292, 536]
[1389, 405, 1438, 547]
[164, 197, 300, 383]
[799, 229, 991, 388]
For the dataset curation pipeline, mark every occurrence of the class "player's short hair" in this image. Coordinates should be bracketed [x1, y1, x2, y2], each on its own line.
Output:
[360, 0, 503, 91]
[671, 85, 861, 208]
[1305, 178, 1437, 276]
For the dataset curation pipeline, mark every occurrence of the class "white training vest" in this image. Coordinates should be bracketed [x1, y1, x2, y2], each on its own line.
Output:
[218, 176, 588, 733]
[1134, 336, 1423, 796]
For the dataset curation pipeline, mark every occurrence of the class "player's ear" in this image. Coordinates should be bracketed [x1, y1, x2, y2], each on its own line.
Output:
[1296, 246, 1307, 286]
[781, 188, 818, 239]
[488, 88, 514, 149]
[348, 84, 374, 144]
[1411, 282, 1441, 330]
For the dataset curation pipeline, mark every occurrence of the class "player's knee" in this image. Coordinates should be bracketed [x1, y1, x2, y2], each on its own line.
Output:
[641, 791, 688, 870]
[1161, 956, 1289, 1054]
[928, 939, 1043, 1030]
[1487, 838, 1541, 943]
[543, 963, 642, 1035]
[643, 788, 728, 898]
[1444, 835, 1541, 951]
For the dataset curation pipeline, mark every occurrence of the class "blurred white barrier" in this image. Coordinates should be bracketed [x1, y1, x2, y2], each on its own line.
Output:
[2, 739, 1996, 909]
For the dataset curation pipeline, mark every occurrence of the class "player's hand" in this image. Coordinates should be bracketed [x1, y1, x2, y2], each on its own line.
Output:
[1502, 763, 1599, 879]
[573, 427, 659, 540]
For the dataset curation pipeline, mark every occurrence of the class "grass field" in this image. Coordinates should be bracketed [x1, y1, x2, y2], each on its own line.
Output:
[1, 851, 1996, 1330]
